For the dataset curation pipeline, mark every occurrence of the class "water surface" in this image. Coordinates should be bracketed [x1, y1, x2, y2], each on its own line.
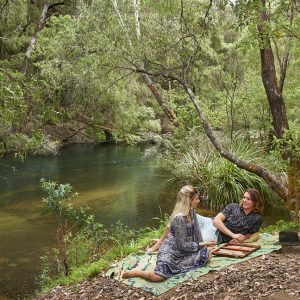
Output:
[0, 144, 179, 299]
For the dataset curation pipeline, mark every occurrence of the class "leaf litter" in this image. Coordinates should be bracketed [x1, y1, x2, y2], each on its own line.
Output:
[36, 246, 300, 300]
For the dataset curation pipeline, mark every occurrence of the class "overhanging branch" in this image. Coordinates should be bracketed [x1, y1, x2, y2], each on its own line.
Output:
[134, 67, 288, 201]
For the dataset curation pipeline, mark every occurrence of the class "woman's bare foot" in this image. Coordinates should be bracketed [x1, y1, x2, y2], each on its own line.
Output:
[122, 269, 137, 279]
[151, 238, 159, 246]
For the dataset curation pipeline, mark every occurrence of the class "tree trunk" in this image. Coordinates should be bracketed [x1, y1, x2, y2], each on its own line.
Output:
[141, 73, 178, 126]
[112, 0, 178, 127]
[22, 0, 50, 74]
[258, 1, 300, 219]
[257, 0, 289, 139]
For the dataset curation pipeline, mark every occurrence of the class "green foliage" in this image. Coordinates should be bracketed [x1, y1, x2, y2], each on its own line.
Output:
[160, 133, 283, 210]
[3, 131, 59, 157]
[41, 179, 77, 217]
[1, 0, 299, 157]
[271, 129, 300, 163]
[260, 219, 300, 234]
[0, 71, 26, 125]
[38, 209, 169, 294]
[40, 179, 109, 282]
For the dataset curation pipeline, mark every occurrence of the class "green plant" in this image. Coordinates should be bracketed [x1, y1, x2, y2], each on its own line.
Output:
[40, 179, 108, 278]
[260, 220, 300, 234]
[160, 135, 283, 210]
[109, 221, 137, 257]
[37, 213, 169, 295]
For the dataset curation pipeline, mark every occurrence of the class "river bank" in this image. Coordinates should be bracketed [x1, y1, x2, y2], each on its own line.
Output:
[35, 245, 300, 300]
[0, 143, 293, 299]
[0, 121, 165, 157]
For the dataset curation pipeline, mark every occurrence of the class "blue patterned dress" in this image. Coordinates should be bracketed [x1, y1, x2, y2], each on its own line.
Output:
[154, 209, 210, 278]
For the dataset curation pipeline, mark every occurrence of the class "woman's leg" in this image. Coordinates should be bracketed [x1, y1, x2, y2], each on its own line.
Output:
[123, 269, 165, 282]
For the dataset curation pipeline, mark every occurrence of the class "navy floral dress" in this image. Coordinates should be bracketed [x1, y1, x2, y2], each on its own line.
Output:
[154, 209, 210, 278]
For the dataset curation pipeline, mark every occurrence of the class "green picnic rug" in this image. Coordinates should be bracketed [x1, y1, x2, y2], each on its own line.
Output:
[106, 233, 281, 296]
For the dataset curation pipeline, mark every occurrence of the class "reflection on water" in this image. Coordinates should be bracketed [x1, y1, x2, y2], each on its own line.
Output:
[0, 144, 290, 299]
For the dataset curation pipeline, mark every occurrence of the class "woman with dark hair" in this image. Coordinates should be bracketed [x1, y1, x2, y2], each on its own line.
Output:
[213, 188, 263, 244]
[123, 185, 215, 281]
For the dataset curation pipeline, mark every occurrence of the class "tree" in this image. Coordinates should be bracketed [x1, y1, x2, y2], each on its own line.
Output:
[115, 0, 300, 217]
[22, 0, 50, 74]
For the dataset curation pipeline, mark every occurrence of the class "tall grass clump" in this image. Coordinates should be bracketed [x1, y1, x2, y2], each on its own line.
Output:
[160, 132, 285, 210]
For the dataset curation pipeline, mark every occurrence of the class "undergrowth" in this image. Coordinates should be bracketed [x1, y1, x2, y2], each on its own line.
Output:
[260, 219, 300, 233]
[37, 217, 167, 295]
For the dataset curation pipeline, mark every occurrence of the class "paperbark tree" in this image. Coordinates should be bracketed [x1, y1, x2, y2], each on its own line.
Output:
[111, 0, 178, 127]
[22, 0, 50, 74]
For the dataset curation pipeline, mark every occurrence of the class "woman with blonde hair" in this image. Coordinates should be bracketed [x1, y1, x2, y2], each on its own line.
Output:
[123, 185, 215, 281]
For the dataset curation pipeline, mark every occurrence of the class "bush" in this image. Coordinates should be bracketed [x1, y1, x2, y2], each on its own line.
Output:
[159, 132, 284, 210]
[38, 180, 169, 293]
[260, 220, 300, 234]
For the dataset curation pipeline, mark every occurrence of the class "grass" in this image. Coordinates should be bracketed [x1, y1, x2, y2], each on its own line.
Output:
[160, 138, 284, 210]
[37, 219, 167, 296]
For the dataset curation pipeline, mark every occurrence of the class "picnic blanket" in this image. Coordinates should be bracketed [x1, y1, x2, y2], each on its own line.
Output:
[106, 233, 281, 296]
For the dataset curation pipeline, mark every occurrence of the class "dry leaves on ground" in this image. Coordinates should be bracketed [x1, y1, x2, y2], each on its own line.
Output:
[36, 247, 300, 300]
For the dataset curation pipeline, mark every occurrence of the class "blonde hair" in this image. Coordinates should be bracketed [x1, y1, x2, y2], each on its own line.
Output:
[170, 185, 199, 220]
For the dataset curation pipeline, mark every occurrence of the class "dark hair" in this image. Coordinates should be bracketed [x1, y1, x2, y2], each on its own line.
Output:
[240, 189, 263, 213]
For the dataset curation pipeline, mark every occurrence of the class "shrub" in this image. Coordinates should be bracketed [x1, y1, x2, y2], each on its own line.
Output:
[159, 132, 284, 210]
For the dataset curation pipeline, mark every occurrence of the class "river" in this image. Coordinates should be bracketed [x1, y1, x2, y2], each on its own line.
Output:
[0, 144, 289, 299]
[0, 144, 183, 299]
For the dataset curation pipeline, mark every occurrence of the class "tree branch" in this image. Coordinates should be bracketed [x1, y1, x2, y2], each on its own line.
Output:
[22, 0, 50, 74]
[0, 0, 8, 15]
[133, 66, 288, 200]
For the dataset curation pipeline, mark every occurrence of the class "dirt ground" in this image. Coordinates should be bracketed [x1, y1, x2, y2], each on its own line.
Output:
[36, 246, 300, 300]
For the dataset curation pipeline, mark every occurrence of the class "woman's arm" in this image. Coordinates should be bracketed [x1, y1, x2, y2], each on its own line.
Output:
[146, 224, 170, 253]
[173, 215, 200, 252]
[213, 212, 245, 241]
[243, 232, 259, 242]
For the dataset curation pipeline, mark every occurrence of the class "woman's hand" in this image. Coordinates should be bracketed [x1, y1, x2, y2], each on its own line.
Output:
[231, 233, 246, 242]
[146, 240, 161, 253]
[199, 240, 217, 247]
